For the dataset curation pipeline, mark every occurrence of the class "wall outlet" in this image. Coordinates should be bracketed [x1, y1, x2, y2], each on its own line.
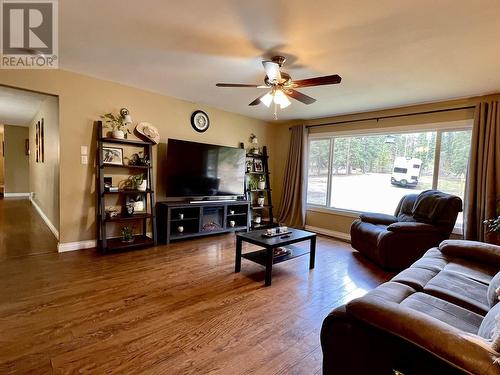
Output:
[80, 146, 88, 155]
[81, 155, 88, 165]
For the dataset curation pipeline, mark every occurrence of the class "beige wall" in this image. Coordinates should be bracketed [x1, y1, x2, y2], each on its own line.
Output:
[0, 126, 4, 188]
[272, 94, 500, 236]
[0, 70, 274, 244]
[29, 96, 59, 233]
[4, 125, 29, 193]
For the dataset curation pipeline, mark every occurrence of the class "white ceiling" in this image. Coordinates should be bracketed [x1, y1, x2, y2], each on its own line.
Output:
[60, 0, 500, 121]
[0, 86, 48, 126]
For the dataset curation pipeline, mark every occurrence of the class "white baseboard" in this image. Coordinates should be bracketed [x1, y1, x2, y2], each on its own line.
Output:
[30, 196, 59, 239]
[58, 240, 96, 252]
[305, 225, 351, 242]
[4, 192, 30, 197]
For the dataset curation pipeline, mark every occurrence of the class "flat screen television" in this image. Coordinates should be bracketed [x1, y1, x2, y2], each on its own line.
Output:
[165, 139, 246, 199]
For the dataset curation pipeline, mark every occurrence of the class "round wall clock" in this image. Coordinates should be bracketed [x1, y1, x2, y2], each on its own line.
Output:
[191, 110, 210, 133]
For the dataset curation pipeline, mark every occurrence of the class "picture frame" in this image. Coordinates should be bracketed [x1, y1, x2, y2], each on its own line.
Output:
[125, 194, 147, 214]
[102, 147, 123, 165]
[254, 159, 263, 172]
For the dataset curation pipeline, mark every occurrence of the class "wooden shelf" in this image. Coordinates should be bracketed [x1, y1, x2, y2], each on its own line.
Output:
[246, 172, 269, 175]
[101, 164, 151, 170]
[100, 137, 153, 146]
[246, 153, 268, 159]
[105, 235, 155, 251]
[247, 189, 271, 192]
[227, 213, 247, 217]
[242, 245, 309, 266]
[104, 213, 152, 223]
[103, 189, 154, 195]
[251, 205, 273, 210]
[170, 217, 199, 222]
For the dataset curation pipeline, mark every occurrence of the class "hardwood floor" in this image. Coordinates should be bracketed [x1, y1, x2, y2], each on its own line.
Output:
[0, 232, 393, 374]
[0, 198, 58, 260]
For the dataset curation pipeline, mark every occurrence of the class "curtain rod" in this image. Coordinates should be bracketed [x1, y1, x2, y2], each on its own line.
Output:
[289, 105, 476, 130]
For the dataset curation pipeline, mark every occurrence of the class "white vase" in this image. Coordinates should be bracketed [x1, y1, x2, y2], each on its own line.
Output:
[258, 181, 266, 190]
[111, 130, 125, 139]
[257, 197, 265, 206]
[138, 180, 147, 191]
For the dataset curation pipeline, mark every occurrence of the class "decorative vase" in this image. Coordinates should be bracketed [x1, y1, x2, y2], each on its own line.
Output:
[111, 130, 125, 139]
[257, 197, 265, 206]
[258, 181, 266, 190]
[254, 216, 261, 224]
[137, 180, 147, 192]
[177, 226, 184, 233]
[229, 220, 235, 228]
[178, 213, 184, 219]
[252, 147, 260, 155]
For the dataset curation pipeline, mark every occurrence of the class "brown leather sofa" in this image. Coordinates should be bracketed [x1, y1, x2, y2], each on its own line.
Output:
[351, 190, 463, 270]
[321, 240, 500, 375]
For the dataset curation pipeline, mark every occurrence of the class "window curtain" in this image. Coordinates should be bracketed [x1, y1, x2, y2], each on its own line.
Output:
[464, 100, 500, 243]
[277, 125, 307, 228]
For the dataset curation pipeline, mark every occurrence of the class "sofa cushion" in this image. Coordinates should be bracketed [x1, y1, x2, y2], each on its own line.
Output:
[400, 292, 484, 334]
[478, 301, 500, 340]
[439, 239, 500, 265]
[487, 271, 500, 308]
[423, 270, 489, 315]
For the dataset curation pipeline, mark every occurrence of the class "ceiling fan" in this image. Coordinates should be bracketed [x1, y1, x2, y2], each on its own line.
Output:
[216, 56, 341, 119]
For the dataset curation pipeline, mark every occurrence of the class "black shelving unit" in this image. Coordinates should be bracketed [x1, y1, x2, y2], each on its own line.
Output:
[96, 121, 157, 252]
[244, 145, 275, 230]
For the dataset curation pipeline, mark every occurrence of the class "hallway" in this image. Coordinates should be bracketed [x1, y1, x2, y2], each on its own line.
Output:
[0, 198, 58, 260]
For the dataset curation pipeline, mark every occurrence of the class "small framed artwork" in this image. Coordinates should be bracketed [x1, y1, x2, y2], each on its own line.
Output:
[102, 147, 123, 165]
[254, 159, 263, 172]
[125, 194, 147, 214]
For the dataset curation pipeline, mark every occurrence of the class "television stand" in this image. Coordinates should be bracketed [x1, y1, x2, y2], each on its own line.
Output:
[157, 200, 250, 244]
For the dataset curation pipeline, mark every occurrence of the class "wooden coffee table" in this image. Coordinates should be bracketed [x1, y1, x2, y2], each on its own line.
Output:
[235, 228, 316, 286]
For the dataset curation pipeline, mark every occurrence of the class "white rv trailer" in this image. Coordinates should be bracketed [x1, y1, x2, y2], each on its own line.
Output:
[390, 157, 422, 187]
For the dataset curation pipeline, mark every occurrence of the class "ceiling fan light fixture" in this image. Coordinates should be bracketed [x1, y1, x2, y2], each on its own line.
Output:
[260, 92, 274, 107]
[273, 89, 291, 109]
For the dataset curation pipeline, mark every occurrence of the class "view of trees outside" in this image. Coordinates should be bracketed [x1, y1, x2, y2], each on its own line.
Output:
[307, 129, 472, 225]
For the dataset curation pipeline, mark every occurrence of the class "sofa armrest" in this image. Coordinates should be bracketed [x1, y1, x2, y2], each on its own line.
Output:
[359, 212, 398, 225]
[347, 285, 500, 375]
[439, 239, 500, 265]
[387, 222, 441, 233]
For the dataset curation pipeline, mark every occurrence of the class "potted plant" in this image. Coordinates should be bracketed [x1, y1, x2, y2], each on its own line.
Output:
[100, 112, 132, 139]
[483, 200, 500, 244]
[123, 174, 146, 191]
[257, 175, 266, 190]
[249, 133, 260, 155]
[121, 226, 134, 243]
[248, 176, 258, 191]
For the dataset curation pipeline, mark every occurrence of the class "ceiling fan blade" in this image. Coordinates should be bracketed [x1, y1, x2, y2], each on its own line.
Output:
[262, 61, 281, 82]
[216, 83, 260, 88]
[286, 89, 317, 105]
[249, 93, 269, 106]
[293, 74, 342, 88]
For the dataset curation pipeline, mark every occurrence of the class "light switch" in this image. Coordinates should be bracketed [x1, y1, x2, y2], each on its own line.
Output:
[80, 146, 88, 155]
[81, 155, 88, 165]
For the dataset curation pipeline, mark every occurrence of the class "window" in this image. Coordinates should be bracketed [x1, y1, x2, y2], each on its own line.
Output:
[306, 127, 472, 227]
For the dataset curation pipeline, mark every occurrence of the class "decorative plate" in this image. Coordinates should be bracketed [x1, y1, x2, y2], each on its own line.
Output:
[191, 110, 210, 133]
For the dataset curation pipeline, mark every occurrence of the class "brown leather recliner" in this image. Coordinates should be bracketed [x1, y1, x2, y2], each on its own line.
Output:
[350, 190, 462, 270]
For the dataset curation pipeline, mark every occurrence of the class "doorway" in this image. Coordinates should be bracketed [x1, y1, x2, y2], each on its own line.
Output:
[0, 85, 59, 259]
